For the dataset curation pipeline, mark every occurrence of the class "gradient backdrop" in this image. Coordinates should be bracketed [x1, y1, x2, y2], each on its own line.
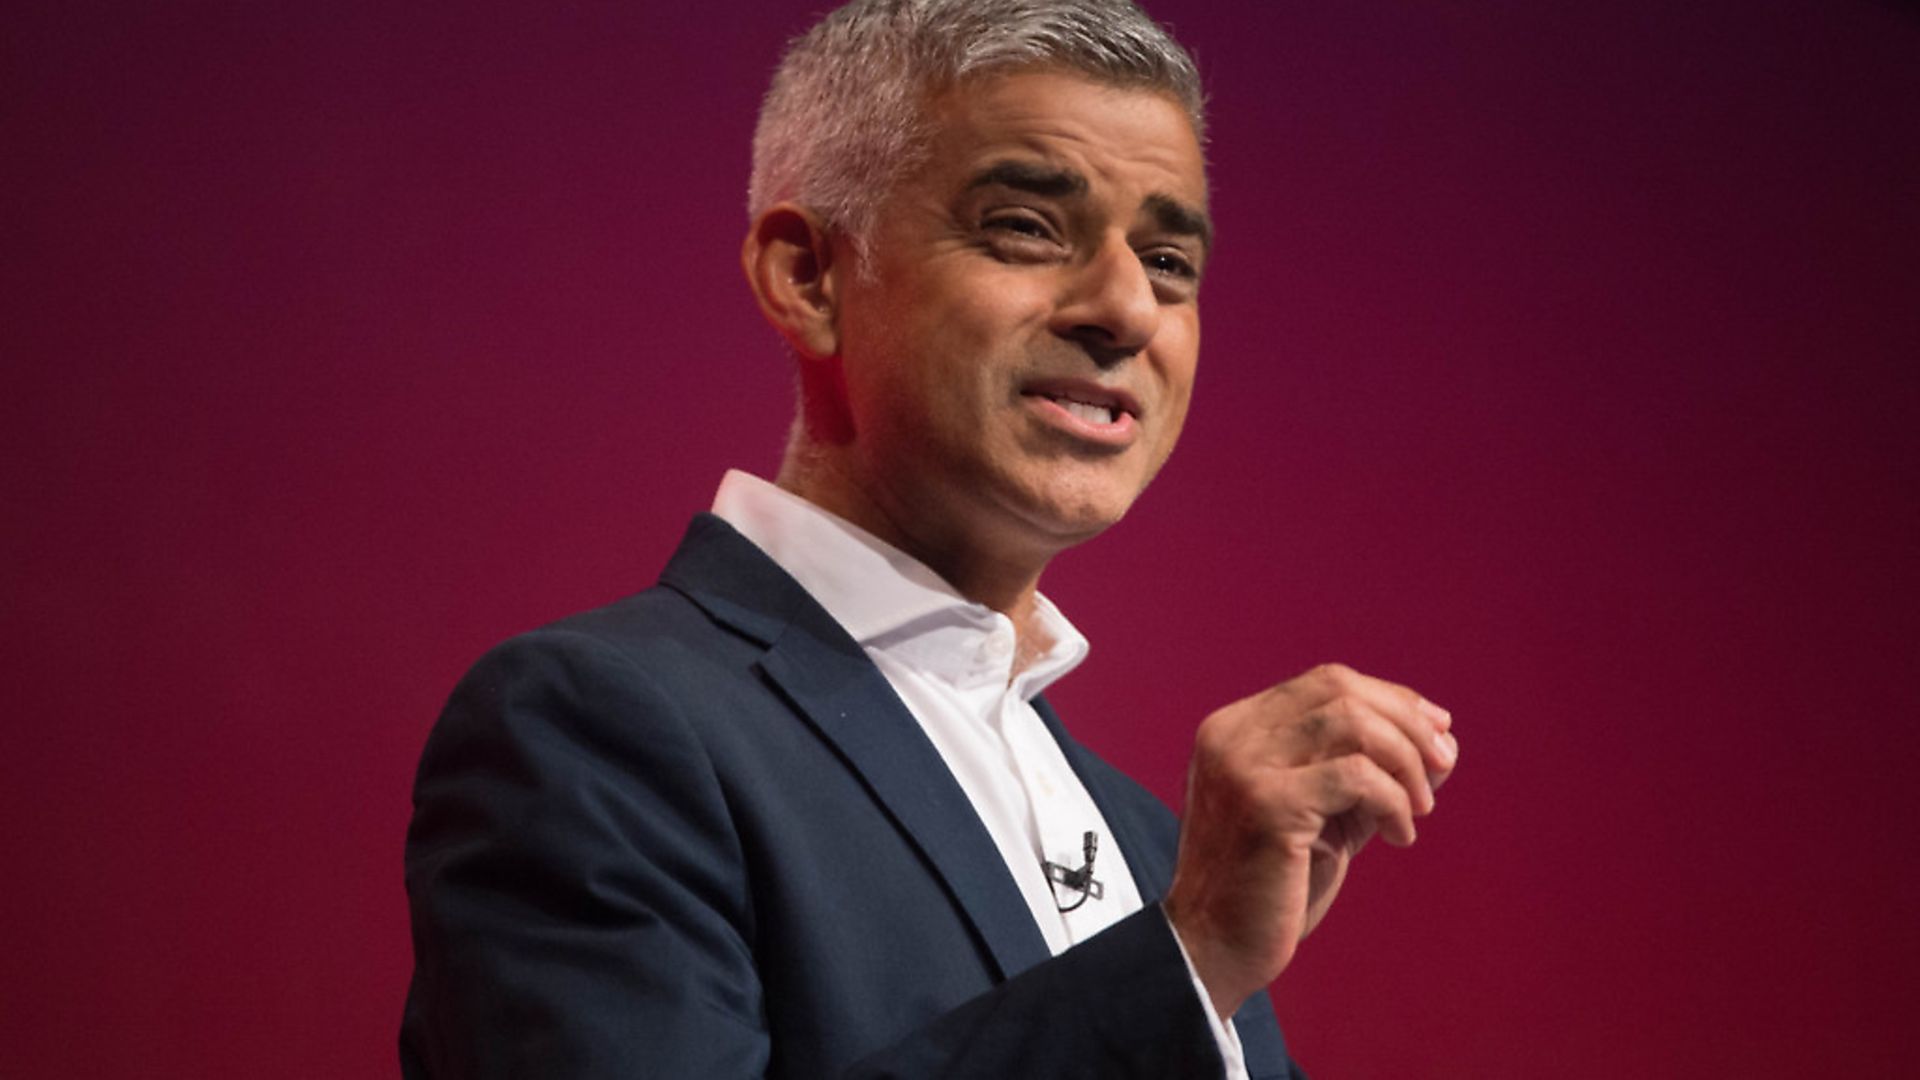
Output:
[5, 1, 1917, 1076]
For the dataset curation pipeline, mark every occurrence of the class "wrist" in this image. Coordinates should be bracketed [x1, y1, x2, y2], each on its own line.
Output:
[1163, 899, 1259, 1021]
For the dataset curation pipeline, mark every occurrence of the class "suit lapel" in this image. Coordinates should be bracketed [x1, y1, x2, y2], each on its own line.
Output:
[660, 515, 1053, 982]
[1031, 695, 1176, 903]
[1035, 697, 1296, 1076]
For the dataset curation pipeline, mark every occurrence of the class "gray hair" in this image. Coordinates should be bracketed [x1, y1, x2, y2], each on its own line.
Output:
[748, 0, 1205, 255]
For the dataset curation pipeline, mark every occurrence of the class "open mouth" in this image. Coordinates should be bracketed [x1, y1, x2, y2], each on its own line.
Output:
[1043, 393, 1123, 426]
[1023, 380, 1141, 429]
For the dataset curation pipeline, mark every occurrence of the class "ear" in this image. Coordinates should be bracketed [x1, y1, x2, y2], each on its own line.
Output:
[741, 203, 841, 360]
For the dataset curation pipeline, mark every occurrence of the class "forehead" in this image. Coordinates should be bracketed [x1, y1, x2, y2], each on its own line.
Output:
[912, 69, 1208, 208]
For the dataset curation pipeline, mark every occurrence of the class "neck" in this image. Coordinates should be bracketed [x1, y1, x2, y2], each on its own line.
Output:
[776, 441, 1057, 649]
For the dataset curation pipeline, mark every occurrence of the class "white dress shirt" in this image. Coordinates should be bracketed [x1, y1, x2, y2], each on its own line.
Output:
[712, 470, 1246, 1078]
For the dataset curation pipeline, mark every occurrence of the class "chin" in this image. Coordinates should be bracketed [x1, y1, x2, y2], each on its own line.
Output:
[1006, 474, 1145, 547]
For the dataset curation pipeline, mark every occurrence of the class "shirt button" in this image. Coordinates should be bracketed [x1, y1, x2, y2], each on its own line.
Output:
[984, 633, 1012, 658]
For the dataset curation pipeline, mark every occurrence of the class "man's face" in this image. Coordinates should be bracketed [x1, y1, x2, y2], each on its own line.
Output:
[828, 70, 1209, 569]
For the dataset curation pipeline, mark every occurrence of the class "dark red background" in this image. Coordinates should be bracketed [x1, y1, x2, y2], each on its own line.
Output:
[5, 2, 1917, 1076]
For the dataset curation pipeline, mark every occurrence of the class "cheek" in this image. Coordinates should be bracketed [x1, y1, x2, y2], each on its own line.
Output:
[913, 288, 1043, 404]
[1153, 395, 1193, 468]
[1155, 324, 1201, 426]
[937, 279, 1039, 353]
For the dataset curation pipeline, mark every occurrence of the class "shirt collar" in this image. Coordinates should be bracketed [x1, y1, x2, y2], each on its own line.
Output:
[710, 470, 1089, 691]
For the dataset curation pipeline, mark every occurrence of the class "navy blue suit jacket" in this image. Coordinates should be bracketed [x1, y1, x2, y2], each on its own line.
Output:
[402, 514, 1302, 1078]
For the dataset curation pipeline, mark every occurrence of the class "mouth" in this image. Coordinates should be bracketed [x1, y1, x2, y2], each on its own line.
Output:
[1021, 380, 1141, 425]
[1020, 379, 1143, 445]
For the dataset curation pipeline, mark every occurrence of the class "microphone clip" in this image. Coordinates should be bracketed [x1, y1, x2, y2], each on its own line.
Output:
[1041, 830, 1104, 913]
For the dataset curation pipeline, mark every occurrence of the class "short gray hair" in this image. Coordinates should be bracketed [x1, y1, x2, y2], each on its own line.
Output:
[748, 0, 1205, 253]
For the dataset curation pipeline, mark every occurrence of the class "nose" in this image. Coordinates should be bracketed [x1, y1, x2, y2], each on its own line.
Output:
[1052, 233, 1161, 368]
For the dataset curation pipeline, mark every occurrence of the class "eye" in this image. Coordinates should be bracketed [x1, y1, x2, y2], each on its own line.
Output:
[982, 209, 1061, 243]
[1141, 249, 1199, 281]
[978, 209, 1068, 266]
[1141, 248, 1202, 301]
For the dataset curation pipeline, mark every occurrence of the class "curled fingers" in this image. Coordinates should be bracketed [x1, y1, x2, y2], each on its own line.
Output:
[1288, 696, 1436, 817]
[1310, 663, 1458, 787]
[1285, 752, 1419, 848]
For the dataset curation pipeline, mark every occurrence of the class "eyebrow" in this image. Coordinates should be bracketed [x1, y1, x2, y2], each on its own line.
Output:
[965, 160, 1089, 199]
[1145, 192, 1212, 253]
[965, 160, 1212, 252]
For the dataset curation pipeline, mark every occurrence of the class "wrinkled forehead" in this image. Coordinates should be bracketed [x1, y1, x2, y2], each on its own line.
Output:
[913, 69, 1209, 210]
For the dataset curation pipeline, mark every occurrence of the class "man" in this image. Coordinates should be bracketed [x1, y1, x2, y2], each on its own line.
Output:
[402, 2, 1459, 1077]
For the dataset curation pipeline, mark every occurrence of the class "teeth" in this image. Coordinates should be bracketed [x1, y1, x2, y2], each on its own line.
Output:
[1051, 396, 1119, 425]
[1060, 399, 1112, 425]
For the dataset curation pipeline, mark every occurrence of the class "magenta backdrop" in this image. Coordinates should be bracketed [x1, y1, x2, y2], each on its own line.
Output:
[5, 2, 1917, 1076]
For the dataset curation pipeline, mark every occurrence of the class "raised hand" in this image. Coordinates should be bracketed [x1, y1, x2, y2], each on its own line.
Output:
[1163, 663, 1459, 1019]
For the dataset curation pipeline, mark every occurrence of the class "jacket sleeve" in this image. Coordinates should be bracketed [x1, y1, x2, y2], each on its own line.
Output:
[843, 902, 1232, 1078]
[401, 629, 1297, 1078]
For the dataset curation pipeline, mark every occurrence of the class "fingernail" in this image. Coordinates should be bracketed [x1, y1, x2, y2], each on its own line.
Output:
[1432, 731, 1456, 765]
[1418, 698, 1452, 730]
